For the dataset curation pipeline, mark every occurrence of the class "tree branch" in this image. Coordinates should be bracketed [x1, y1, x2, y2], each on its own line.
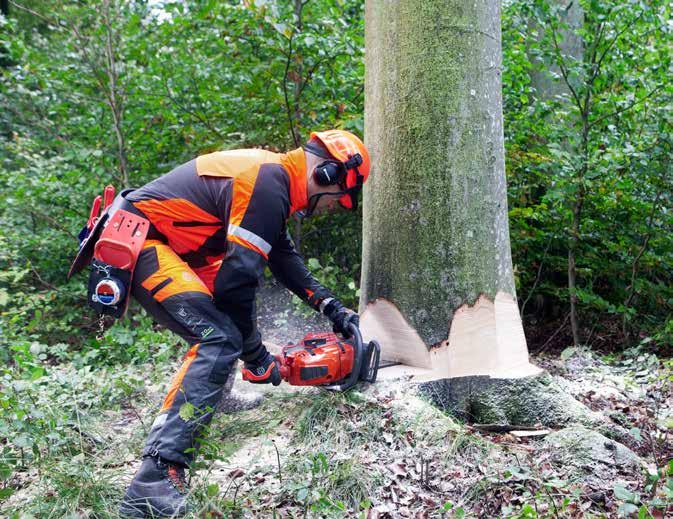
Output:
[593, 10, 646, 79]
[549, 21, 583, 112]
[588, 84, 666, 129]
[624, 189, 663, 310]
[282, 28, 300, 147]
[161, 75, 224, 140]
[521, 236, 553, 317]
[29, 210, 78, 240]
[8, 0, 54, 24]
[102, 0, 128, 186]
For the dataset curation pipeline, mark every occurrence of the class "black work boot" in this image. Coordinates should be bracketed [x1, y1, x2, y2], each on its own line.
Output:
[119, 456, 191, 518]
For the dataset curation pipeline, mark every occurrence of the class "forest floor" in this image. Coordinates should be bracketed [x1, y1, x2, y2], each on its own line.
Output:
[2, 281, 672, 518]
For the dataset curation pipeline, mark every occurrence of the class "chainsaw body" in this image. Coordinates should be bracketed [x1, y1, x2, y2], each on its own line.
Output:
[280, 333, 354, 386]
[244, 325, 380, 391]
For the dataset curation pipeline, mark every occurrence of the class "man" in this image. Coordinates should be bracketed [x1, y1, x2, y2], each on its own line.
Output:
[117, 130, 370, 517]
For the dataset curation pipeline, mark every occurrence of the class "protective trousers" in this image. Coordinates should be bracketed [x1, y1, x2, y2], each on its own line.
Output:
[132, 239, 260, 466]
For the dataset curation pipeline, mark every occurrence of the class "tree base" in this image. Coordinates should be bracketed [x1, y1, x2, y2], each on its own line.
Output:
[418, 371, 601, 427]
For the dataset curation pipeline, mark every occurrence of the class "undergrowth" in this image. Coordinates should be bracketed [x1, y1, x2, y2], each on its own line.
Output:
[2, 338, 672, 517]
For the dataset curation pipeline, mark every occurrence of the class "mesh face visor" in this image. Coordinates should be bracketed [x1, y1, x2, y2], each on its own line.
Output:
[305, 184, 360, 216]
[302, 143, 365, 213]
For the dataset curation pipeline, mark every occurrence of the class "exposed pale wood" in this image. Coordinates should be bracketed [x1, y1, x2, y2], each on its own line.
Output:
[443, 292, 540, 379]
[361, 293, 541, 381]
[360, 299, 431, 369]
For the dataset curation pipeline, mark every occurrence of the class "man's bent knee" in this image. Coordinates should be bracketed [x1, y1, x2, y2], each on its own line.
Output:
[203, 333, 242, 385]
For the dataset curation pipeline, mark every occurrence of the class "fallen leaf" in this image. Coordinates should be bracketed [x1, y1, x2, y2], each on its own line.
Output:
[388, 461, 407, 478]
[420, 493, 437, 507]
[228, 468, 245, 479]
[390, 484, 399, 504]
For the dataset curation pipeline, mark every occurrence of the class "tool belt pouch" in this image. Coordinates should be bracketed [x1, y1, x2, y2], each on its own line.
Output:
[86, 206, 149, 319]
[88, 260, 132, 318]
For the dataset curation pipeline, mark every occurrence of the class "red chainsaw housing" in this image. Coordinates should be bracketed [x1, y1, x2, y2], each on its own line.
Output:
[278, 332, 355, 386]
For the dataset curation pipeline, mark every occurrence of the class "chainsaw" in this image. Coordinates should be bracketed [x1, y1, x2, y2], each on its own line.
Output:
[243, 324, 380, 391]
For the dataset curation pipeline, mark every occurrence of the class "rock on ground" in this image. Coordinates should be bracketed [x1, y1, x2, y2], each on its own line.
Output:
[543, 426, 642, 488]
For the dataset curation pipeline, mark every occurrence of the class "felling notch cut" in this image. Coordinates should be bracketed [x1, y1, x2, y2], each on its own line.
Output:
[359, 293, 541, 382]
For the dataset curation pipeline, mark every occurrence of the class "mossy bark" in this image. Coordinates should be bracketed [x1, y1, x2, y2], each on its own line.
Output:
[418, 373, 598, 427]
[362, 0, 514, 346]
[543, 427, 641, 486]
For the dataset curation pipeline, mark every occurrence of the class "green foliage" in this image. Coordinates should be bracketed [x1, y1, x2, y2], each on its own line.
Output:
[0, 341, 152, 503]
[283, 451, 365, 516]
[613, 463, 673, 519]
[1, 0, 672, 513]
[292, 255, 359, 315]
[503, 0, 673, 346]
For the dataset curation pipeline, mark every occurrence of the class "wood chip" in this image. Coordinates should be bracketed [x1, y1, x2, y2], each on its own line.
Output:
[510, 429, 552, 438]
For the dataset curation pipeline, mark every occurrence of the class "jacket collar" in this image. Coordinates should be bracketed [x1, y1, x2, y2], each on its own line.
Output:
[280, 147, 308, 214]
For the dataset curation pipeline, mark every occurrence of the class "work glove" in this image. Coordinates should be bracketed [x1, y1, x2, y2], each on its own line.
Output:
[323, 299, 360, 338]
[242, 350, 282, 386]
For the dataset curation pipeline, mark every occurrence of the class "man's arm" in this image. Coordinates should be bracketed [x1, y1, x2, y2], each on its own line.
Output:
[214, 242, 265, 340]
[215, 168, 289, 340]
[267, 229, 332, 308]
[268, 229, 359, 335]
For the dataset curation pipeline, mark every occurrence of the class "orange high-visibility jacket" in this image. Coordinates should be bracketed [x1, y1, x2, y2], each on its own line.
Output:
[126, 147, 331, 337]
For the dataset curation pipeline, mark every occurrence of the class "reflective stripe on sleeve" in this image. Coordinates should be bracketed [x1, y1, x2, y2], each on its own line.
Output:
[227, 224, 272, 255]
[319, 297, 335, 313]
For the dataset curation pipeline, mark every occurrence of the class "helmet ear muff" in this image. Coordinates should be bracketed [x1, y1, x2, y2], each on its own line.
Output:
[314, 160, 345, 186]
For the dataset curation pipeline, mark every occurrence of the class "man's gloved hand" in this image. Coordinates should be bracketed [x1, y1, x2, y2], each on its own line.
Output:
[242, 350, 282, 386]
[323, 299, 360, 338]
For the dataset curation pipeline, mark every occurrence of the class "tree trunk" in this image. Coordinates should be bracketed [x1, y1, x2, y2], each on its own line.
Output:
[529, 1, 584, 346]
[362, 0, 589, 427]
[529, 0, 584, 103]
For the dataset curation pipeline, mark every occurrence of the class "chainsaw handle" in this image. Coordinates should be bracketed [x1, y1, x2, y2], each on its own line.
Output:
[87, 195, 102, 231]
[323, 322, 363, 392]
[103, 185, 116, 209]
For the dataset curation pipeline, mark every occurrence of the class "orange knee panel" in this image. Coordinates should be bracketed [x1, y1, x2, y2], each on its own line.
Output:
[160, 343, 201, 413]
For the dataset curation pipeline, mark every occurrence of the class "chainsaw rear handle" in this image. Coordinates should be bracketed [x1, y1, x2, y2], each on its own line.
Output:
[322, 322, 364, 392]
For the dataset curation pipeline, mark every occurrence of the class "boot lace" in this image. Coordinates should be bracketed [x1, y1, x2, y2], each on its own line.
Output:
[164, 463, 188, 494]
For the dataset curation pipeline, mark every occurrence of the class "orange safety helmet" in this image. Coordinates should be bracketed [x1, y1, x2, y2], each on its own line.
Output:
[309, 129, 371, 209]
